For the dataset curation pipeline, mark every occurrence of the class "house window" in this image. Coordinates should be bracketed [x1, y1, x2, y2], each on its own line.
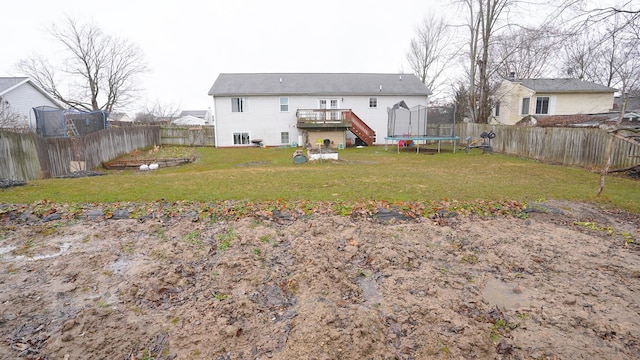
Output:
[494, 101, 500, 117]
[535, 96, 550, 114]
[330, 99, 339, 120]
[233, 132, 250, 145]
[280, 97, 288, 112]
[231, 98, 246, 112]
[281, 132, 289, 144]
[369, 97, 377, 108]
[521, 97, 530, 115]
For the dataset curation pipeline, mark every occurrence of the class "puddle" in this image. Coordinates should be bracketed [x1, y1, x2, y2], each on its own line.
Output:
[482, 278, 531, 309]
[108, 257, 131, 275]
[30, 242, 73, 260]
[357, 277, 383, 306]
[0, 245, 16, 256]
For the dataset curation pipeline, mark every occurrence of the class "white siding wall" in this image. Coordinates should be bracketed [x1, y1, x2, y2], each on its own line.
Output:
[214, 95, 300, 147]
[213, 94, 428, 147]
[3, 82, 62, 128]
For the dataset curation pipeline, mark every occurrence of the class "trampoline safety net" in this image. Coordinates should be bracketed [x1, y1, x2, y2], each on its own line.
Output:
[387, 101, 456, 138]
[33, 106, 108, 137]
[387, 101, 427, 137]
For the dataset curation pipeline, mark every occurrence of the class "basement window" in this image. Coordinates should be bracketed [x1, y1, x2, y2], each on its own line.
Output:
[281, 132, 289, 144]
[233, 132, 250, 145]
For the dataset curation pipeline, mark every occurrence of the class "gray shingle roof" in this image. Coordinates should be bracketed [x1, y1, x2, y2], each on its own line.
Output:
[208, 73, 431, 97]
[518, 78, 616, 93]
[0, 77, 29, 94]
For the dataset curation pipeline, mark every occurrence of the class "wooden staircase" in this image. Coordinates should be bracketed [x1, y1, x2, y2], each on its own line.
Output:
[348, 111, 375, 146]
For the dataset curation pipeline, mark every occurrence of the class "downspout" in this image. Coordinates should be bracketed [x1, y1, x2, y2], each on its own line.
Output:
[212, 96, 219, 148]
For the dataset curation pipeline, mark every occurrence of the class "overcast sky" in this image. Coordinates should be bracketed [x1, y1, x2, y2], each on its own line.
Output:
[2, 0, 455, 114]
[1, 0, 616, 114]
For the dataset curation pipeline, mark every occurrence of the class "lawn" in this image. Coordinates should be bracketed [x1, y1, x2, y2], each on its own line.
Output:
[1, 146, 638, 212]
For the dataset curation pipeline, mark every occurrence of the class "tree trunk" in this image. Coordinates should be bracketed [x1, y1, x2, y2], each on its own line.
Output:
[597, 134, 614, 196]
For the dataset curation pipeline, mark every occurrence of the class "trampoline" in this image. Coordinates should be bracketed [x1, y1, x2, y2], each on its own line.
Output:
[384, 101, 459, 153]
[384, 135, 460, 153]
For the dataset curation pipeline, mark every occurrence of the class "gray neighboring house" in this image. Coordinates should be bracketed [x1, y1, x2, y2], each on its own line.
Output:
[208, 73, 431, 148]
[0, 77, 63, 129]
[614, 96, 640, 121]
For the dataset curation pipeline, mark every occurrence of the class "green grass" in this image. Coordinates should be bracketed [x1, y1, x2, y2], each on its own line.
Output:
[1, 146, 638, 212]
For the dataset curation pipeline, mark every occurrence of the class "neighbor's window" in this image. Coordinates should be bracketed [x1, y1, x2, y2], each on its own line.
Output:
[280, 97, 289, 112]
[281, 132, 289, 144]
[369, 97, 377, 108]
[233, 132, 250, 145]
[521, 97, 530, 115]
[231, 97, 246, 112]
[535, 96, 550, 114]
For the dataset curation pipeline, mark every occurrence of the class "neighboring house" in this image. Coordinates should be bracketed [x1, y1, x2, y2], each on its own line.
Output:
[208, 73, 431, 148]
[614, 96, 640, 121]
[179, 109, 213, 125]
[172, 115, 206, 126]
[108, 112, 134, 123]
[0, 77, 63, 128]
[493, 77, 616, 125]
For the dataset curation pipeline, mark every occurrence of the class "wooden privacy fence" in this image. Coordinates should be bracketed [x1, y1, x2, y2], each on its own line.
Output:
[160, 126, 215, 147]
[1, 126, 160, 181]
[0, 131, 42, 181]
[457, 123, 639, 171]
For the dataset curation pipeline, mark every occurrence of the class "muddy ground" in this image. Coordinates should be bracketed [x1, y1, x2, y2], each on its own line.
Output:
[0, 200, 639, 359]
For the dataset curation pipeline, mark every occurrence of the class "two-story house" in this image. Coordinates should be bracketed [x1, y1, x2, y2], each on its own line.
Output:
[493, 77, 616, 125]
[208, 73, 431, 148]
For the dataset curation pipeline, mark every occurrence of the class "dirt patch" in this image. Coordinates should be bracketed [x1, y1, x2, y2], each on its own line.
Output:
[0, 200, 639, 359]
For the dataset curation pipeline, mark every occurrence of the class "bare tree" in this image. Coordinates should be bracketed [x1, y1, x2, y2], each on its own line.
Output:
[492, 26, 563, 79]
[561, 32, 600, 79]
[17, 16, 147, 113]
[561, 0, 639, 27]
[596, 24, 640, 195]
[558, 2, 640, 195]
[0, 97, 24, 129]
[459, 0, 513, 124]
[406, 14, 456, 94]
[135, 100, 181, 124]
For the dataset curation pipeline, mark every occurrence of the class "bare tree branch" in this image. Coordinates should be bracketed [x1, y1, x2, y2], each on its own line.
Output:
[17, 16, 148, 113]
[0, 97, 24, 128]
[406, 14, 457, 95]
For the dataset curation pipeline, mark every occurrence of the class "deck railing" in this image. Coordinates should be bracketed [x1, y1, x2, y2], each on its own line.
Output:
[296, 109, 353, 127]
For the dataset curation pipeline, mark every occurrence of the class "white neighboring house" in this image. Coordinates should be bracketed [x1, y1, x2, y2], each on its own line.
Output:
[208, 73, 431, 148]
[0, 77, 63, 129]
[172, 115, 206, 126]
[108, 112, 134, 123]
[179, 109, 213, 125]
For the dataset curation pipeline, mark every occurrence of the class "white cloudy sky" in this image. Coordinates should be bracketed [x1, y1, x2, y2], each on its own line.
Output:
[2, 0, 456, 114]
[1, 0, 612, 114]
